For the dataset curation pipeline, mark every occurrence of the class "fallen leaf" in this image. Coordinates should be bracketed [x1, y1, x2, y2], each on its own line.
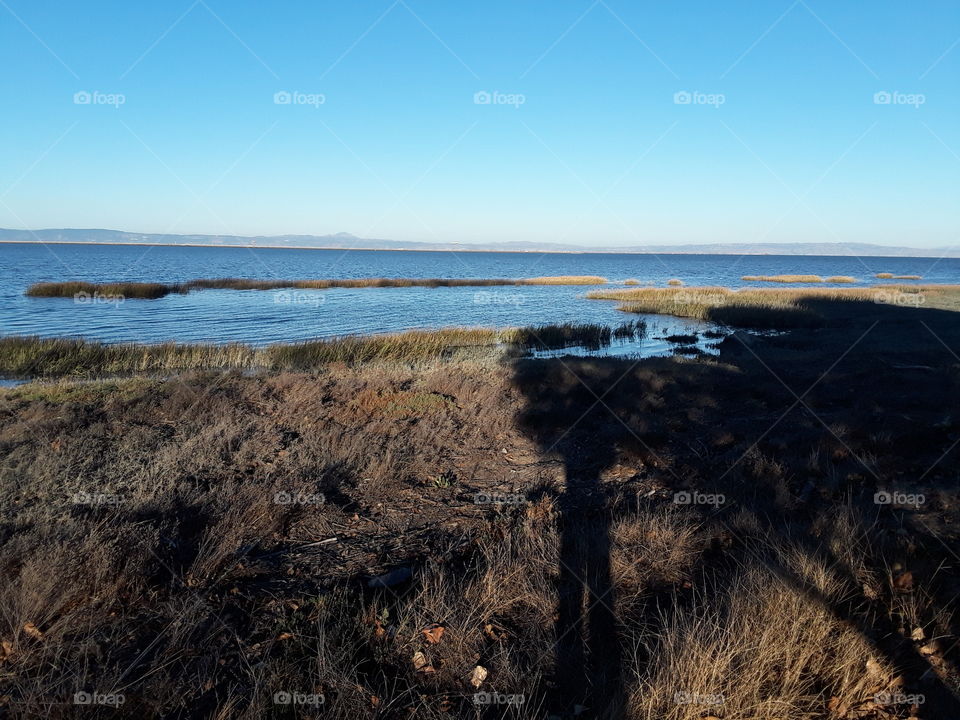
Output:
[22, 623, 42, 641]
[276, 632, 293, 641]
[0, 641, 14, 662]
[911, 627, 925, 641]
[894, 571, 914, 590]
[470, 665, 488, 688]
[421, 623, 445, 644]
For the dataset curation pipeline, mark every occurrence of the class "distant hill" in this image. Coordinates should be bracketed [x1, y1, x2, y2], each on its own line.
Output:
[1, 228, 957, 257]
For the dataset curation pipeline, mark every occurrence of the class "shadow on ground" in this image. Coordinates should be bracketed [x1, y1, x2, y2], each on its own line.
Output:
[510, 296, 960, 718]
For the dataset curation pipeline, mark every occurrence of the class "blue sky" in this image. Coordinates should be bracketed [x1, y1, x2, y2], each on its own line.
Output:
[1, 1, 957, 246]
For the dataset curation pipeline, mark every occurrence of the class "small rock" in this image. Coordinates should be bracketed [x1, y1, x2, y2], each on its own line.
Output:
[412, 651, 434, 673]
[470, 665, 487, 688]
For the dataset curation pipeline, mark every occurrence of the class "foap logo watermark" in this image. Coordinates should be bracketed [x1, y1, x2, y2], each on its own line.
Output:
[74, 90, 125, 108]
[274, 491, 325, 506]
[273, 691, 325, 706]
[273, 90, 326, 108]
[74, 291, 125, 307]
[474, 491, 527, 506]
[874, 90, 925, 108]
[674, 290, 726, 306]
[71, 491, 124, 506]
[74, 691, 125, 707]
[274, 290, 326, 307]
[473, 290, 525, 307]
[674, 691, 724, 706]
[673, 490, 725, 508]
[875, 691, 925, 706]
[674, 90, 725, 108]
[873, 289, 925, 308]
[473, 692, 525, 706]
[473, 90, 525, 108]
[874, 490, 925, 508]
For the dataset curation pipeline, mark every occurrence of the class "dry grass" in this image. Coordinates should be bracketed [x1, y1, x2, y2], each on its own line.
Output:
[623, 279, 642, 286]
[585, 285, 959, 328]
[25, 276, 609, 299]
[741, 274, 824, 283]
[0, 323, 644, 379]
[875, 273, 923, 280]
[1, 324, 956, 718]
[826, 275, 857, 283]
[25, 281, 183, 299]
[666, 278, 683, 286]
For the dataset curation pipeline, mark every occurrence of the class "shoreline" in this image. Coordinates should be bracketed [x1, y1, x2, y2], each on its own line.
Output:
[0, 239, 951, 259]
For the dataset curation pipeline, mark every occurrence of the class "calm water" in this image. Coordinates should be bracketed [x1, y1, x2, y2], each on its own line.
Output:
[2, 243, 954, 352]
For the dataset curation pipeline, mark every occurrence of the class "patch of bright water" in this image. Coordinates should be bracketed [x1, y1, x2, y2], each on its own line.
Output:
[532, 317, 727, 359]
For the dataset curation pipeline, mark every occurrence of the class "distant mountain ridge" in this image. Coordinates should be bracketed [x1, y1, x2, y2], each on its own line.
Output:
[1, 228, 957, 258]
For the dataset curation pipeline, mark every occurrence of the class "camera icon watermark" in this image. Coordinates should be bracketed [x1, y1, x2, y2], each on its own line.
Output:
[274, 491, 325, 506]
[274, 290, 326, 307]
[673, 490, 725, 508]
[874, 490, 925, 508]
[273, 691, 325, 705]
[872, 290, 925, 308]
[273, 90, 326, 108]
[674, 691, 724, 706]
[74, 291, 125, 307]
[474, 491, 527, 506]
[873, 90, 925, 108]
[71, 491, 124, 506]
[874, 691, 925, 706]
[74, 691, 125, 707]
[674, 90, 725, 108]
[473, 692, 525, 705]
[473, 90, 526, 108]
[73, 90, 125, 108]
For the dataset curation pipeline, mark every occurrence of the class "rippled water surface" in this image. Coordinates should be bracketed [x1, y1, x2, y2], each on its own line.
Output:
[3, 243, 955, 353]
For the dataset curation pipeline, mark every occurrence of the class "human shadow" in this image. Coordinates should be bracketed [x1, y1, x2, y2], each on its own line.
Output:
[508, 291, 960, 717]
[511, 357, 669, 717]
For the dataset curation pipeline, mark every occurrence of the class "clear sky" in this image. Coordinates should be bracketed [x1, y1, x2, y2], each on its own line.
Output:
[1, 1, 957, 246]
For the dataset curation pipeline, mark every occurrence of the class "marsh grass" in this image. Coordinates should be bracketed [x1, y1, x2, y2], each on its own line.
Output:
[585, 285, 943, 329]
[876, 273, 894, 279]
[25, 276, 609, 299]
[741, 275, 824, 283]
[825, 276, 857, 283]
[666, 278, 683, 286]
[25, 281, 183, 299]
[0, 322, 640, 378]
